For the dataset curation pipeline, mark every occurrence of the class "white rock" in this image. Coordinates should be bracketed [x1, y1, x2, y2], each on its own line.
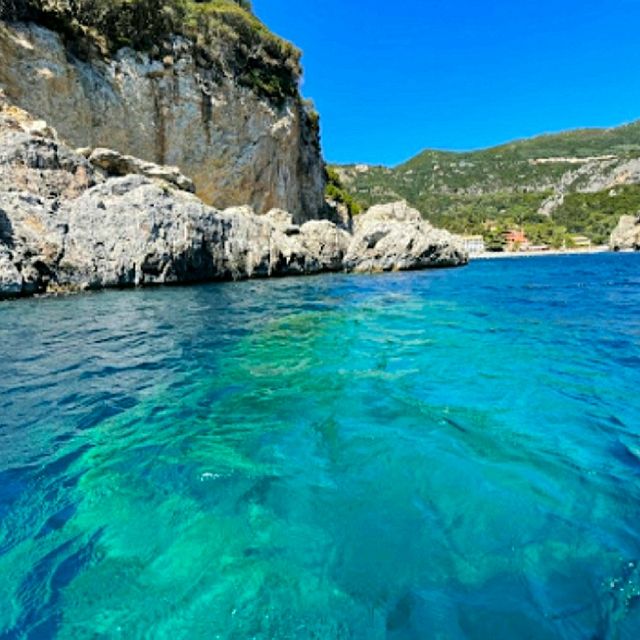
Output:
[345, 201, 468, 272]
[88, 147, 195, 193]
[610, 215, 640, 251]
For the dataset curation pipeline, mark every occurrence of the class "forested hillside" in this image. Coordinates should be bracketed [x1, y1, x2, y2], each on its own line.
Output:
[336, 122, 640, 247]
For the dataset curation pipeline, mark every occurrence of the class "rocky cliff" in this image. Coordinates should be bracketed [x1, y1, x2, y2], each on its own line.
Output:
[0, 15, 324, 222]
[0, 100, 467, 299]
[610, 215, 640, 251]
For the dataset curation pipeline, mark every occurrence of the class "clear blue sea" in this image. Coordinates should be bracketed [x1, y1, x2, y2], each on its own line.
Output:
[1, 253, 639, 639]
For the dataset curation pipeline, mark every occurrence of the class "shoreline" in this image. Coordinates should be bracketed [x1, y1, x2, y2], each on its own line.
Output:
[472, 246, 612, 260]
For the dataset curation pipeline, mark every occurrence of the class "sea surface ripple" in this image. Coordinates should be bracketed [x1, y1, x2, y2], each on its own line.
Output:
[1, 253, 639, 639]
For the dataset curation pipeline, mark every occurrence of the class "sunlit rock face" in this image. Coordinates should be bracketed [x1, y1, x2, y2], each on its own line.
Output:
[0, 21, 325, 223]
[345, 201, 469, 272]
[610, 215, 640, 251]
[0, 103, 467, 299]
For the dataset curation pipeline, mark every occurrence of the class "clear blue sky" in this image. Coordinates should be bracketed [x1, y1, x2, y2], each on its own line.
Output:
[252, 0, 640, 166]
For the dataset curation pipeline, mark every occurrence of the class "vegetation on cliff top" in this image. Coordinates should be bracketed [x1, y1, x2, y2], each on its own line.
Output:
[336, 122, 640, 247]
[0, 0, 301, 102]
[325, 167, 362, 216]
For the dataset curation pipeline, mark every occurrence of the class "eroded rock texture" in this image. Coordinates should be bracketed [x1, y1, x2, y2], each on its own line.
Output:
[0, 21, 324, 222]
[0, 100, 467, 299]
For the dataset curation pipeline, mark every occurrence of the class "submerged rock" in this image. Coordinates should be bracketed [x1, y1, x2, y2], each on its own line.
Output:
[610, 215, 640, 251]
[0, 100, 467, 299]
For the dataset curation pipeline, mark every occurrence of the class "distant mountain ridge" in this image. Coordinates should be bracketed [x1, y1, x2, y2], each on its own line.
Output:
[335, 120, 640, 247]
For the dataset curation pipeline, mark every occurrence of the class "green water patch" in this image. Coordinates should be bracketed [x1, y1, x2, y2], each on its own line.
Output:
[1, 257, 640, 637]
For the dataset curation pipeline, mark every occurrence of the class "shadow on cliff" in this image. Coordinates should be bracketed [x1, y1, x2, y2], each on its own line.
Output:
[0, 208, 14, 248]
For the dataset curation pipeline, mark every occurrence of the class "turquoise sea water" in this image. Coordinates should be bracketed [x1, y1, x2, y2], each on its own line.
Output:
[1, 253, 640, 639]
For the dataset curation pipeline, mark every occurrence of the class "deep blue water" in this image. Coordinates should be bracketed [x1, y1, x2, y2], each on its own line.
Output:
[1, 253, 639, 639]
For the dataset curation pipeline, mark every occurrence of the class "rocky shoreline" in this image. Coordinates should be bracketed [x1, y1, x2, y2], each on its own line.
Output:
[0, 100, 468, 300]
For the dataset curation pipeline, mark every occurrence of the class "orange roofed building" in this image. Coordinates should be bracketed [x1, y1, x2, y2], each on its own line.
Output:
[503, 229, 529, 251]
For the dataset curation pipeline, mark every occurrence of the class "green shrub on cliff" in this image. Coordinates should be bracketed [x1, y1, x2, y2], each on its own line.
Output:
[0, 0, 301, 103]
[325, 167, 362, 216]
[183, 0, 300, 102]
[552, 185, 640, 245]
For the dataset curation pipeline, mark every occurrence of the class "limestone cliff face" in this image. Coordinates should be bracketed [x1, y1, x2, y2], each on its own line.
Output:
[0, 21, 325, 222]
[610, 215, 640, 251]
[0, 101, 467, 299]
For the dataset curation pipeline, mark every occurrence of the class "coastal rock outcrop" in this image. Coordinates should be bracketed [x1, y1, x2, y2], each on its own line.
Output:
[610, 215, 640, 251]
[86, 148, 195, 193]
[345, 201, 467, 272]
[0, 20, 324, 221]
[0, 100, 467, 299]
[0, 246, 22, 295]
[0, 102, 95, 197]
[58, 181, 353, 289]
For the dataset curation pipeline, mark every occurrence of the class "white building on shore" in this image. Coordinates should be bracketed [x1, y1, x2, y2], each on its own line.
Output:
[461, 235, 486, 255]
